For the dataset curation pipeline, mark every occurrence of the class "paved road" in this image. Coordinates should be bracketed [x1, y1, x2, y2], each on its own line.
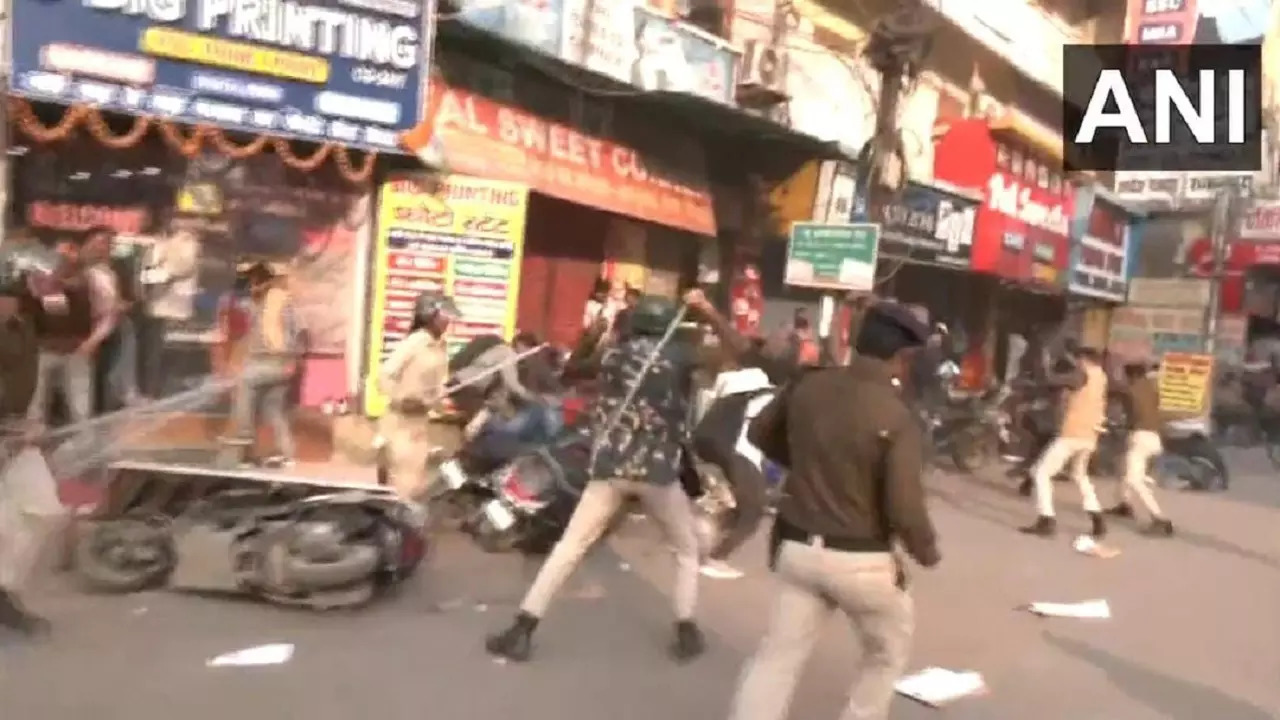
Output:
[3, 451, 1278, 720]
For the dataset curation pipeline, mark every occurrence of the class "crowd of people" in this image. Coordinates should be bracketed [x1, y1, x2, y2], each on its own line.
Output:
[0, 258, 1188, 720]
[0, 228, 305, 635]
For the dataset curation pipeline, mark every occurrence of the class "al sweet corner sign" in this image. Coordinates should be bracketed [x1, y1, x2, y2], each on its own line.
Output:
[11, 0, 430, 152]
[785, 222, 880, 292]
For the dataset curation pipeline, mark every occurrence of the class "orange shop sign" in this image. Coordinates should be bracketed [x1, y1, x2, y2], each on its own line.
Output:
[413, 85, 716, 236]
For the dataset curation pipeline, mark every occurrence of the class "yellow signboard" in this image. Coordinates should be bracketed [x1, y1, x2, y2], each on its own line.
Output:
[364, 173, 529, 417]
[1157, 352, 1214, 414]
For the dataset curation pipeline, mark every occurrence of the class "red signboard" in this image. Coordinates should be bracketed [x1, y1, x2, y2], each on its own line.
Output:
[932, 118, 1072, 288]
[1068, 198, 1130, 301]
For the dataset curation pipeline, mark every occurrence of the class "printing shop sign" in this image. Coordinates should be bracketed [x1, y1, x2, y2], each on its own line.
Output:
[10, 0, 430, 153]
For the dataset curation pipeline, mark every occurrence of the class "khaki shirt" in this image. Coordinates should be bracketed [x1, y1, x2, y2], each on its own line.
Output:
[378, 330, 449, 412]
[1060, 362, 1108, 441]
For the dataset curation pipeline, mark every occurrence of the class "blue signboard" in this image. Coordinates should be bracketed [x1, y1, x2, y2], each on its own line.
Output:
[456, 0, 563, 57]
[861, 180, 978, 268]
[10, 0, 431, 153]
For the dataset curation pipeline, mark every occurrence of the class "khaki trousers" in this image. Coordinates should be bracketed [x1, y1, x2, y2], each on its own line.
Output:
[1118, 430, 1164, 517]
[0, 447, 66, 592]
[378, 411, 435, 500]
[521, 478, 700, 620]
[728, 541, 914, 720]
[1031, 435, 1102, 516]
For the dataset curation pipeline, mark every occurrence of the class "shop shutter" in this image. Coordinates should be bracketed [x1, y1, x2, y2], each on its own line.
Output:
[516, 195, 607, 348]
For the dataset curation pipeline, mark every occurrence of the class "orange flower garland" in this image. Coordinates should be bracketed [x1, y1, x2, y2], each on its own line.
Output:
[272, 137, 331, 172]
[334, 146, 377, 183]
[7, 98, 378, 183]
[84, 108, 151, 149]
[9, 98, 85, 142]
[209, 128, 270, 159]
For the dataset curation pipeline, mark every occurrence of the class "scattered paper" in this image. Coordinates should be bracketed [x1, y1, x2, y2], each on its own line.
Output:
[206, 643, 295, 667]
[618, 562, 632, 572]
[1025, 599, 1111, 619]
[895, 667, 987, 707]
[1072, 535, 1121, 559]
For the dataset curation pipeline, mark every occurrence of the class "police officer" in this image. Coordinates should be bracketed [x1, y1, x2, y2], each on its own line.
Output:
[376, 291, 457, 500]
[484, 288, 747, 664]
[0, 257, 63, 636]
[728, 302, 939, 720]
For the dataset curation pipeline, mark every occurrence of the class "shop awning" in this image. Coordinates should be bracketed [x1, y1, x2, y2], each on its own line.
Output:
[409, 19, 854, 163]
[987, 108, 1065, 166]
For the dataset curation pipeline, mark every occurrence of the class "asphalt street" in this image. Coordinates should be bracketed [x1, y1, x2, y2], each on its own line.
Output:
[2, 450, 1278, 720]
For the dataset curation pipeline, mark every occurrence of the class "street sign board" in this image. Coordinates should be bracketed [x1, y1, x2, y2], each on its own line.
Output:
[785, 222, 880, 292]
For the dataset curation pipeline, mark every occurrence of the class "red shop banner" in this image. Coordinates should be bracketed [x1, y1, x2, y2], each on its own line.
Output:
[1183, 237, 1280, 313]
[933, 119, 1071, 288]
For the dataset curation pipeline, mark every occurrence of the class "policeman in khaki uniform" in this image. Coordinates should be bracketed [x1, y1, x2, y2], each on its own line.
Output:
[1020, 345, 1109, 540]
[730, 303, 940, 720]
[0, 260, 64, 636]
[377, 291, 457, 500]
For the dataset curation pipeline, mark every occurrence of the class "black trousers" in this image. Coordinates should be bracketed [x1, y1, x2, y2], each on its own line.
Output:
[709, 453, 768, 560]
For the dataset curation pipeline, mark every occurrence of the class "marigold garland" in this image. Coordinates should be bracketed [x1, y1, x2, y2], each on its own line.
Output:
[158, 120, 206, 156]
[84, 108, 151, 149]
[209, 128, 270, 159]
[272, 137, 331, 171]
[7, 98, 374, 183]
[10, 98, 85, 143]
[334, 146, 377, 184]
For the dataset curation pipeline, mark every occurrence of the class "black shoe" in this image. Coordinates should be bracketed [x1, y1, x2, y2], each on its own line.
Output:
[0, 591, 50, 637]
[1019, 515, 1056, 537]
[1017, 478, 1033, 497]
[1103, 502, 1134, 518]
[1089, 512, 1107, 539]
[485, 612, 538, 662]
[670, 620, 705, 663]
[1141, 518, 1175, 538]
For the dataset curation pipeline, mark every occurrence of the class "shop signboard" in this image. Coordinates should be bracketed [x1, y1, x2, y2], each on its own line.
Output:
[1240, 199, 1280, 240]
[562, 0, 737, 105]
[455, 0, 564, 57]
[979, 169, 1071, 288]
[10, 0, 431, 153]
[784, 222, 880, 292]
[1067, 193, 1131, 303]
[365, 173, 528, 416]
[427, 82, 716, 235]
[1157, 352, 1214, 414]
[867, 180, 977, 268]
[1111, 0, 1274, 210]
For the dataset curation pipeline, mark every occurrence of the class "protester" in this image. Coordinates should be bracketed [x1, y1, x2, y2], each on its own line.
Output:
[0, 257, 63, 637]
[786, 309, 821, 367]
[227, 262, 300, 468]
[1105, 362, 1174, 537]
[1020, 344, 1109, 539]
[376, 291, 457, 499]
[80, 227, 138, 409]
[24, 237, 113, 428]
[728, 302, 939, 720]
[485, 288, 747, 664]
[137, 228, 199, 397]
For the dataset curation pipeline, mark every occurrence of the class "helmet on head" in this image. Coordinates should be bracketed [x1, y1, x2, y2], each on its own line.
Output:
[412, 291, 460, 330]
[627, 294, 678, 336]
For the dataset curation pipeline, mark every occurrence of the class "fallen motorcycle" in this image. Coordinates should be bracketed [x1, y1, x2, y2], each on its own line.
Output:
[74, 460, 426, 610]
[1153, 419, 1230, 492]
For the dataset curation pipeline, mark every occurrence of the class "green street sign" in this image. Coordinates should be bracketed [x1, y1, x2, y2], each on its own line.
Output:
[785, 222, 881, 291]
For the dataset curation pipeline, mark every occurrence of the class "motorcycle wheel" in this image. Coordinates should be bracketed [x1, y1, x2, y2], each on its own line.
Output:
[75, 516, 176, 593]
[950, 426, 997, 473]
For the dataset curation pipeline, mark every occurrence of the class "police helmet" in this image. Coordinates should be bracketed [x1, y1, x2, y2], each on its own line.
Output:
[411, 290, 460, 328]
[627, 294, 679, 336]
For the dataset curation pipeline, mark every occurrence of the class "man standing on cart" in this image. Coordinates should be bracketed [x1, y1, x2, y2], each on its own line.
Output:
[0, 257, 64, 636]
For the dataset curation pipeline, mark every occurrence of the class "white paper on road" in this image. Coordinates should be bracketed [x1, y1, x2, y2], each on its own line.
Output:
[206, 643, 295, 667]
[895, 667, 986, 706]
[1026, 599, 1111, 619]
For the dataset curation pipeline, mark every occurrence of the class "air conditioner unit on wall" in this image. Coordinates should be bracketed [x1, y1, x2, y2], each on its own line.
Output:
[737, 39, 789, 109]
